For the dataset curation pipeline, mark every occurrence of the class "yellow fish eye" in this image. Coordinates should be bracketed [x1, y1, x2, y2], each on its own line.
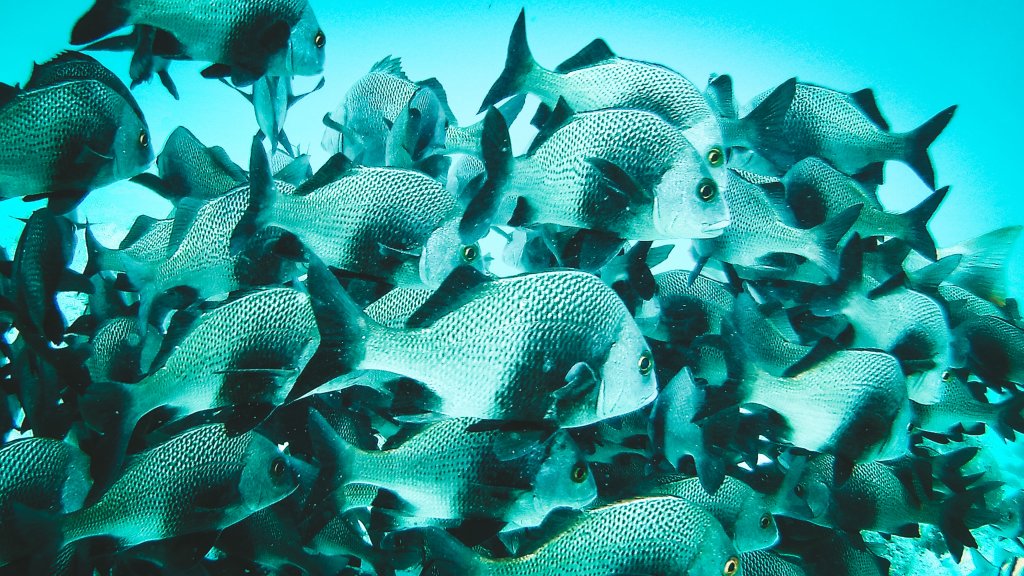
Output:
[571, 462, 589, 483]
[759, 512, 772, 529]
[723, 556, 740, 576]
[139, 130, 149, 148]
[462, 244, 479, 263]
[697, 178, 717, 202]
[707, 147, 724, 167]
[638, 351, 653, 376]
[314, 30, 326, 48]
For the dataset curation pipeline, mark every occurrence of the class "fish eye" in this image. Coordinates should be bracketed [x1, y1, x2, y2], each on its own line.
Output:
[941, 370, 952, 382]
[314, 30, 326, 48]
[570, 462, 589, 483]
[759, 512, 773, 530]
[697, 178, 717, 202]
[794, 483, 805, 497]
[707, 147, 724, 167]
[139, 130, 149, 148]
[461, 244, 479, 263]
[637, 351, 653, 376]
[269, 457, 287, 478]
[723, 556, 740, 576]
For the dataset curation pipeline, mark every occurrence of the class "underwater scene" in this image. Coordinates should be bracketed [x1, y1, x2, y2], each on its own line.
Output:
[1, 0, 1023, 574]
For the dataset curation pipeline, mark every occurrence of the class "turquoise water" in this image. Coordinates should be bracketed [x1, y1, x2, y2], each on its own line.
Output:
[2, 2, 1024, 575]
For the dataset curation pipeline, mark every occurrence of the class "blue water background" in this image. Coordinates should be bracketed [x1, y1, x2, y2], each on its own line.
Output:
[0, 1, 1021, 297]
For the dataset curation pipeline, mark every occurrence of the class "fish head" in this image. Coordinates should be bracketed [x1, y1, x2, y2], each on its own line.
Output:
[267, 3, 325, 76]
[687, 512, 744, 576]
[111, 104, 154, 180]
[238, 433, 299, 513]
[652, 150, 730, 239]
[775, 453, 833, 522]
[597, 319, 658, 420]
[732, 494, 779, 553]
[420, 219, 484, 288]
[513, 430, 596, 526]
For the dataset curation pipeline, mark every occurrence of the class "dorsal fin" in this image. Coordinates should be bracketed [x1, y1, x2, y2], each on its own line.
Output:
[369, 55, 408, 80]
[207, 145, 248, 183]
[295, 153, 355, 195]
[554, 39, 616, 73]
[405, 266, 492, 329]
[852, 162, 885, 190]
[849, 88, 890, 131]
[706, 73, 737, 118]
[783, 337, 840, 378]
[527, 97, 573, 155]
[416, 78, 456, 122]
[120, 215, 166, 249]
[167, 197, 206, 254]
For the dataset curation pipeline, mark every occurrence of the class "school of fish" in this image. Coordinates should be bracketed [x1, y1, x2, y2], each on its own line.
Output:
[0, 3, 1022, 575]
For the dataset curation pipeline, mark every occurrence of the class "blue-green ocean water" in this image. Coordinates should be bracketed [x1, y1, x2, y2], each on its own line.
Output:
[1, 1, 1022, 294]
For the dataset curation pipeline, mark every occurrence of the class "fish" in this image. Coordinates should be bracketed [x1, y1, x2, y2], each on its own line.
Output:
[0, 438, 91, 567]
[634, 270, 735, 343]
[53, 424, 297, 556]
[782, 157, 948, 259]
[363, 287, 433, 329]
[310, 412, 597, 528]
[953, 314, 1024, 386]
[912, 369, 1024, 441]
[643, 474, 779, 552]
[130, 126, 248, 205]
[480, 10, 795, 192]
[692, 172, 861, 280]
[224, 75, 325, 155]
[71, 0, 325, 86]
[304, 262, 658, 427]
[0, 55, 152, 211]
[8, 207, 92, 346]
[82, 25, 181, 98]
[464, 103, 731, 243]
[78, 287, 319, 486]
[84, 216, 173, 276]
[403, 496, 742, 576]
[743, 81, 956, 188]
[237, 151, 480, 289]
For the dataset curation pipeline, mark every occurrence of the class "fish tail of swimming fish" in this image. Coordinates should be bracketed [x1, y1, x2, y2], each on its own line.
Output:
[805, 204, 863, 280]
[232, 137, 281, 256]
[83, 225, 123, 278]
[383, 527, 486, 576]
[289, 254, 375, 399]
[478, 9, 551, 113]
[941, 225, 1023, 305]
[77, 379, 147, 493]
[736, 77, 797, 157]
[899, 105, 957, 190]
[993, 394, 1024, 441]
[938, 480, 1002, 562]
[459, 107, 515, 243]
[5, 502, 66, 575]
[897, 185, 949, 260]
[71, 0, 131, 45]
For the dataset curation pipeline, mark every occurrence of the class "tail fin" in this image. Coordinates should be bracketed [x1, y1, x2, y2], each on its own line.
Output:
[994, 394, 1024, 441]
[230, 137, 277, 255]
[71, 0, 130, 45]
[899, 186, 948, 260]
[291, 255, 372, 398]
[808, 204, 863, 279]
[83, 226, 118, 277]
[739, 77, 797, 156]
[942, 225, 1023, 305]
[478, 9, 538, 113]
[903, 105, 956, 189]
[459, 107, 513, 242]
[307, 408, 360, 488]
[938, 481, 1000, 561]
[78, 380, 139, 493]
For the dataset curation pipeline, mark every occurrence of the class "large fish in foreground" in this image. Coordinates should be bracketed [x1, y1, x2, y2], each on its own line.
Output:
[71, 0, 325, 85]
[304, 262, 658, 427]
[464, 104, 731, 242]
[401, 496, 743, 575]
[0, 53, 152, 211]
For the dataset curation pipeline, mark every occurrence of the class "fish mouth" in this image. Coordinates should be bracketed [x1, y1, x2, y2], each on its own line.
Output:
[696, 219, 731, 237]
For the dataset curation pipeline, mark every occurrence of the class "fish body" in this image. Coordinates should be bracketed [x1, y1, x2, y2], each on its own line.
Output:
[363, 287, 433, 329]
[634, 270, 735, 343]
[0, 67, 151, 208]
[645, 474, 778, 552]
[693, 172, 859, 279]
[477, 105, 730, 241]
[913, 370, 1024, 440]
[309, 265, 657, 427]
[745, 82, 955, 188]
[72, 0, 324, 84]
[954, 314, 1024, 385]
[319, 415, 597, 527]
[739, 550, 806, 576]
[251, 158, 475, 288]
[61, 424, 297, 548]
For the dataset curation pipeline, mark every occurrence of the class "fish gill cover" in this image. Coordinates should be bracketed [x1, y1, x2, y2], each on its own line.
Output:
[0, 1, 1022, 575]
